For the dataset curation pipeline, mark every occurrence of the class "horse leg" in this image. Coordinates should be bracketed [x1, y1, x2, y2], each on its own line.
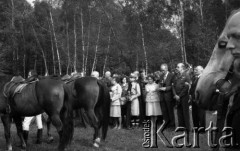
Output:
[50, 114, 65, 151]
[13, 116, 27, 150]
[46, 116, 54, 144]
[1, 115, 12, 151]
[86, 109, 100, 147]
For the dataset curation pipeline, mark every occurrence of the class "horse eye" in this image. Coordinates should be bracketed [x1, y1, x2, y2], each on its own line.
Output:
[218, 41, 227, 48]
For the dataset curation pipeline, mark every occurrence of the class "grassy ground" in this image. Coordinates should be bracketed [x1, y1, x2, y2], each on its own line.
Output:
[0, 110, 223, 151]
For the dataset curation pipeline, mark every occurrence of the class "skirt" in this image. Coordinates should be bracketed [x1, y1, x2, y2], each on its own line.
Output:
[131, 98, 140, 116]
[146, 102, 162, 116]
[110, 105, 121, 117]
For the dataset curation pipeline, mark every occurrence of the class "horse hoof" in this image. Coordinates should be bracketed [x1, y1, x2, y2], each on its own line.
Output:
[93, 142, 99, 148]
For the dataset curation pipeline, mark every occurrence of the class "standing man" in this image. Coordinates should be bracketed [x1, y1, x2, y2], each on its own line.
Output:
[102, 71, 112, 89]
[172, 63, 191, 131]
[91, 71, 100, 79]
[159, 63, 175, 128]
[22, 70, 43, 144]
[190, 66, 206, 128]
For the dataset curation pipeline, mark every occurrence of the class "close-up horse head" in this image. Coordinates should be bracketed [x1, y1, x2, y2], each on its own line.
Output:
[195, 9, 240, 109]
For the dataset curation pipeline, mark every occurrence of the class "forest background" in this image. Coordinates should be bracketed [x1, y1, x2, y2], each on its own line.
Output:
[0, 0, 239, 77]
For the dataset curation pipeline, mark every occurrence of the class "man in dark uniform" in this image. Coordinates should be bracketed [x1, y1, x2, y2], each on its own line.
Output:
[172, 63, 191, 131]
[101, 71, 112, 89]
[159, 63, 175, 128]
[189, 66, 206, 128]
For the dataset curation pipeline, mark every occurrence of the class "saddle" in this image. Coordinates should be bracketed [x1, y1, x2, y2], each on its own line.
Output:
[61, 74, 82, 84]
[3, 76, 37, 99]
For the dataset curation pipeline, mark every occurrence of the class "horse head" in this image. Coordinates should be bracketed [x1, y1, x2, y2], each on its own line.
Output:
[195, 9, 240, 109]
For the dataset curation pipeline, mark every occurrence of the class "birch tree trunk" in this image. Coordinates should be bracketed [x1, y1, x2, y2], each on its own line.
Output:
[103, 29, 111, 75]
[139, 22, 148, 75]
[66, 21, 70, 75]
[73, 11, 77, 73]
[80, 8, 85, 74]
[84, 7, 91, 75]
[48, 18, 56, 75]
[20, 21, 26, 78]
[199, 0, 203, 24]
[92, 17, 102, 73]
[49, 6, 61, 75]
[179, 0, 188, 65]
[136, 49, 139, 71]
[84, 8, 92, 74]
[32, 26, 49, 75]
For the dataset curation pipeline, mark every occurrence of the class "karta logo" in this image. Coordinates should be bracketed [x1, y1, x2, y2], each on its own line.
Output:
[142, 120, 236, 148]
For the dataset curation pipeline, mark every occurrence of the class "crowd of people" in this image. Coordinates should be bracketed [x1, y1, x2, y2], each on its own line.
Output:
[20, 63, 206, 145]
[91, 62, 206, 131]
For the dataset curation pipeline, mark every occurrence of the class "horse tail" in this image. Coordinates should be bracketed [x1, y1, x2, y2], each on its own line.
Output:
[59, 84, 74, 149]
[97, 80, 110, 140]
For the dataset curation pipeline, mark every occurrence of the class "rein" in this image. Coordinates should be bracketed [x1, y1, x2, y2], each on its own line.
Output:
[215, 62, 235, 95]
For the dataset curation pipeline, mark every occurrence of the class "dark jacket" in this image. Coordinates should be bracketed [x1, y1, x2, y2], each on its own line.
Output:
[159, 72, 174, 100]
[189, 75, 199, 100]
[172, 72, 191, 98]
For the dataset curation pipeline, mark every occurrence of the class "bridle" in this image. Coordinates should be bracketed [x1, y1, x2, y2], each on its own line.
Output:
[215, 63, 234, 95]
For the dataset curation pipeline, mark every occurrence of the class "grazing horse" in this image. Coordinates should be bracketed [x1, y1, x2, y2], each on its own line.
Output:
[0, 78, 73, 151]
[47, 77, 111, 147]
[195, 9, 240, 150]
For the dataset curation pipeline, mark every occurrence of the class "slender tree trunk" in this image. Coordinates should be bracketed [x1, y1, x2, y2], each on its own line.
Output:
[92, 17, 102, 73]
[84, 7, 91, 75]
[20, 21, 26, 78]
[136, 49, 139, 71]
[32, 26, 49, 75]
[199, 0, 203, 24]
[48, 18, 56, 75]
[103, 29, 111, 75]
[66, 21, 70, 75]
[49, 7, 61, 75]
[34, 46, 37, 71]
[11, 0, 15, 29]
[80, 8, 85, 74]
[139, 22, 148, 75]
[73, 11, 77, 73]
[179, 0, 188, 65]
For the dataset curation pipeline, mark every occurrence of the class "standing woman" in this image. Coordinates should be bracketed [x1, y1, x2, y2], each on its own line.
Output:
[120, 76, 129, 128]
[145, 75, 162, 121]
[129, 73, 141, 128]
[110, 76, 123, 129]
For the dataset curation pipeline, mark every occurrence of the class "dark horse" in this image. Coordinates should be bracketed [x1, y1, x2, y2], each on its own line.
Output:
[195, 10, 240, 150]
[0, 78, 73, 151]
[47, 76, 111, 147]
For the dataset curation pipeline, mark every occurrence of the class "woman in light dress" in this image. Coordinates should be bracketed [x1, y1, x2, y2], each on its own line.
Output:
[145, 75, 162, 121]
[110, 77, 123, 129]
[129, 73, 141, 128]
